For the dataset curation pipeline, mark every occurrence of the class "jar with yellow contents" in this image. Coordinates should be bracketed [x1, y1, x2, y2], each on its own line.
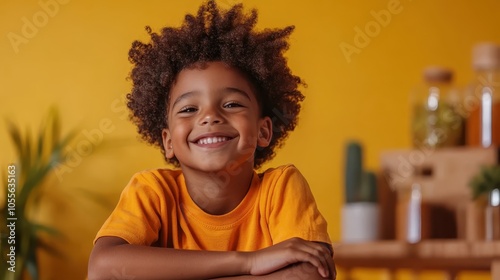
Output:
[411, 66, 465, 148]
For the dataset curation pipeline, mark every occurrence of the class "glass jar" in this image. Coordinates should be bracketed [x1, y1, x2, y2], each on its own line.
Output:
[466, 42, 500, 147]
[411, 66, 465, 149]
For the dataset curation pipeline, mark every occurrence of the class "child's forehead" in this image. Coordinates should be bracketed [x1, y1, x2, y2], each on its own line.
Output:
[170, 61, 259, 96]
[179, 61, 246, 78]
[165, 61, 264, 112]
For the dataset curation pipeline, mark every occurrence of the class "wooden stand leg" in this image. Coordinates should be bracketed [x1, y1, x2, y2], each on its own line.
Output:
[410, 270, 419, 280]
[385, 269, 396, 280]
[492, 260, 500, 280]
[342, 267, 353, 280]
[443, 270, 457, 280]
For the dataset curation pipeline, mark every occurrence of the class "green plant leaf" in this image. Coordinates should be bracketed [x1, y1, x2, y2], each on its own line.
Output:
[30, 223, 60, 237]
[49, 106, 61, 152]
[0, 168, 6, 213]
[18, 128, 77, 212]
[18, 163, 53, 213]
[16, 227, 33, 280]
[5, 119, 23, 160]
[37, 238, 66, 259]
[36, 118, 46, 163]
[13, 257, 25, 280]
[469, 165, 500, 199]
[25, 238, 38, 280]
[24, 127, 33, 172]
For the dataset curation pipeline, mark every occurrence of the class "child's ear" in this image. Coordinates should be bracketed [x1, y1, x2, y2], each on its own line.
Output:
[257, 117, 272, 147]
[162, 128, 175, 159]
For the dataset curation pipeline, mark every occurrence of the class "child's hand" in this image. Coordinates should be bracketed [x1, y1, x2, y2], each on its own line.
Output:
[245, 237, 334, 278]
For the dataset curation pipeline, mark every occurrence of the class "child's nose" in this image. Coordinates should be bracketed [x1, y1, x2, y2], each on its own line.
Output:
[199, 108, 223, 125]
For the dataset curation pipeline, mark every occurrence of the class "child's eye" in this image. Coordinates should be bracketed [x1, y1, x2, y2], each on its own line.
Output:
[178, 106, 197, 114]
[223, 101, 244, 108]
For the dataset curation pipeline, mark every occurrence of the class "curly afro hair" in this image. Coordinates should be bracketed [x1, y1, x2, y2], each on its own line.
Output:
[126, 0, 305, 168]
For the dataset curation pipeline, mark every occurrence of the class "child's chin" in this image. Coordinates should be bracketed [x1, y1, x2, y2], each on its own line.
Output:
[189, 158, 252, 173]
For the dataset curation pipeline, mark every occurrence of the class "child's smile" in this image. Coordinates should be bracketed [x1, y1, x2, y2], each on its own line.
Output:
[192, 134, 233, 147]
[162, 61, 272, 173]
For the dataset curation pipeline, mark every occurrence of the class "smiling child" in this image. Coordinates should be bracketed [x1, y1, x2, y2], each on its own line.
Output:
[88, 1, 335, 279]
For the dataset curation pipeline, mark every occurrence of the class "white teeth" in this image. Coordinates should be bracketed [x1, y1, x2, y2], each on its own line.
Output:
[198, 137, 229, 145]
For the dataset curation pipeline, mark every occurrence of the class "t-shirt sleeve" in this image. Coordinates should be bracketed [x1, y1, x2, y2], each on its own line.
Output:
[94, 172, 163, 245]
[267, 165, 331, 245]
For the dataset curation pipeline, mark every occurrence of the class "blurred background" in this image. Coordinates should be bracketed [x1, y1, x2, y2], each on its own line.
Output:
[1, 0, 499, 279]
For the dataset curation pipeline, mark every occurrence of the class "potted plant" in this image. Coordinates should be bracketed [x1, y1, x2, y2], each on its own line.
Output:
[467, 165, 500, 241]
[1, 108, 76, 280]
[469, 165, 500, 200]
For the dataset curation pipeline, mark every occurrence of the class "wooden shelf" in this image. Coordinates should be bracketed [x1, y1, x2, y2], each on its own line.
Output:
[336, 147, 500, 278]
[335, 240, 500, 277]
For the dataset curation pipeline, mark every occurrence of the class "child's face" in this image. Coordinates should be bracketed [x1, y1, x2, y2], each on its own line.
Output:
[162, 61, 272, 172]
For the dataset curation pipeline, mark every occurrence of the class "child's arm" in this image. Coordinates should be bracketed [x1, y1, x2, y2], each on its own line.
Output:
[210, 245, 336, 280]
[211, 262, 335, 280]
[88, 236, 334, 280]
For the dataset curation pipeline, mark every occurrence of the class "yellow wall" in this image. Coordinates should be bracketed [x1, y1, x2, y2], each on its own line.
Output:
[1, 0, 498, 279]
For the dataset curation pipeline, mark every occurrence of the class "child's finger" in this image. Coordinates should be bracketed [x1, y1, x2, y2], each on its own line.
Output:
[319, 252, 333, 278]
[309, 242, 333, 278]
[294, 241, 331, 277]
[325, 253, 336, 279]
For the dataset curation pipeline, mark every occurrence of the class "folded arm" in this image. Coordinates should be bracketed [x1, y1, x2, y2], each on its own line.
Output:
[210, 262, 335, 280]
[88, 236, 335, 280]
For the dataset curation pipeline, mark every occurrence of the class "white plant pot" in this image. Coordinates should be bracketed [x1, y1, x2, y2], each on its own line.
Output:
[341, 202, 379, 243]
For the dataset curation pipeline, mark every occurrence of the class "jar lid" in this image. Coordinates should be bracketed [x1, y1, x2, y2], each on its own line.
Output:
[423, 66, 453, 83]
[472, 42, 500, 71]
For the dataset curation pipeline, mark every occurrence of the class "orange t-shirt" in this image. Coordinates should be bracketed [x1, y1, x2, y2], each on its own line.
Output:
[95, 164, 331, 251]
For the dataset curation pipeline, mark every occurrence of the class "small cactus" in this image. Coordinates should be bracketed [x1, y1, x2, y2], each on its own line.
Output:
[344, 141, 378, 203]
[344, 141, 362, 203]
